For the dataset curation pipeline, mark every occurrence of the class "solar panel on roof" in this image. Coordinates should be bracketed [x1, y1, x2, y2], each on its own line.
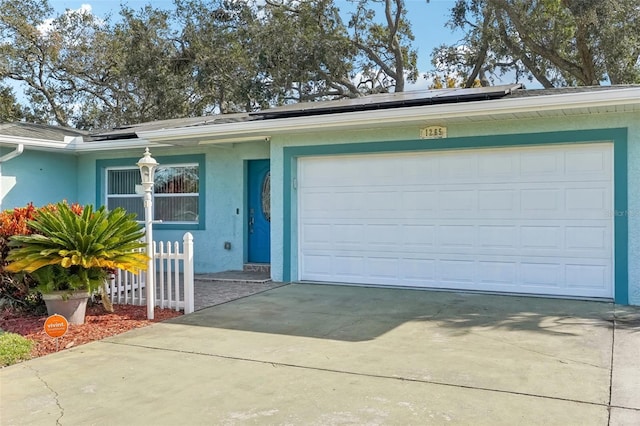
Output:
[87, 84, 524, 141]
[250, 84, 522, 118]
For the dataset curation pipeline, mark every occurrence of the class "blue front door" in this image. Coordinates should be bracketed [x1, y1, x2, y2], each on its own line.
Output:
[247, 159, 271, 263]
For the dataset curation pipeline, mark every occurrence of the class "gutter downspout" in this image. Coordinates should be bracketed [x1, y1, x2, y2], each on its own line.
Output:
[0, 143, 25, 211]
[0, 143, 24, 162]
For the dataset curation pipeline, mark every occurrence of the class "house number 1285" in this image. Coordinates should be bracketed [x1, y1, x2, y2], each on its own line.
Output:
[420, 126, 447, 139]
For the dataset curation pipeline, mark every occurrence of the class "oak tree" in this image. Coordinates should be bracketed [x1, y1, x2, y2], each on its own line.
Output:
[435, 0, 640, 88]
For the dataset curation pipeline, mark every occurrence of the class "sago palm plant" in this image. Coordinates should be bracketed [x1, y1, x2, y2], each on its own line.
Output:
[5, 202, 148, 297]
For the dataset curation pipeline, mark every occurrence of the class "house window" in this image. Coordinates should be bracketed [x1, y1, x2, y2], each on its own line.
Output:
[105, 163, 200, 224]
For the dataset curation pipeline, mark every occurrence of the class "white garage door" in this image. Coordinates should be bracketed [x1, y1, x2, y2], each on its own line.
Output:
[298, 143, 614, 299]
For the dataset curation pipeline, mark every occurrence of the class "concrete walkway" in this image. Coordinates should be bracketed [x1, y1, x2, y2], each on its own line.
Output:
[193, 274, 283, 311]
[2, 284, 639, 425]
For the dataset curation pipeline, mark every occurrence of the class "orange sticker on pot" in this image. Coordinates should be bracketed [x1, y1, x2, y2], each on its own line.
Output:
[44, 314, 68, 338]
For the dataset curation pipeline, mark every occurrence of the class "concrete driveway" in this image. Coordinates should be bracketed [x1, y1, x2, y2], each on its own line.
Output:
[2, 284, 639, 425]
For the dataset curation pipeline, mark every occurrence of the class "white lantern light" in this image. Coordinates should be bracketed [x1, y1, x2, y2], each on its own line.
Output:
[137, 147, 158, 186]
[136, 148, 158, 320]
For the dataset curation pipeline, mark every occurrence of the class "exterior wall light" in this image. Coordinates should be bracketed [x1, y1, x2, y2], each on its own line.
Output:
[137, 148, 158, 319]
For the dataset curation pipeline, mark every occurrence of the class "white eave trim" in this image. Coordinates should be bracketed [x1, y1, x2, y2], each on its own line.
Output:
[0, 134, 171, 152]
[73, 139, 171, 152]
[137, 88, 640, 143]
[0, 134, 71, 151]
[0, 143, 24, 162]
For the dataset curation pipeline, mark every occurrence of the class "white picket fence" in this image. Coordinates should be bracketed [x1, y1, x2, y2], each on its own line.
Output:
[106, 232, 194, 314]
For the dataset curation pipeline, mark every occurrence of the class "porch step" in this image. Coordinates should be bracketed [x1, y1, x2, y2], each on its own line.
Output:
[195, 270, 271, 284]
[243, 263, 271, 274]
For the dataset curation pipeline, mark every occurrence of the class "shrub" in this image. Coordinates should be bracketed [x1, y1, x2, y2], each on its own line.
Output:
[6, 203, 146, 316]
[0, 202, 84, 313]
[0, 330, 33, 366]
[0, 203, 42, 313]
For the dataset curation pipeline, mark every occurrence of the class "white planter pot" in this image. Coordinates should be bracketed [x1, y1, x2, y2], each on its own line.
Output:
[41, 291, 91, 325]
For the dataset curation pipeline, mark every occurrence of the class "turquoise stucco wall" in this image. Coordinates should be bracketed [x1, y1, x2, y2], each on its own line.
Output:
[3, 108, 638, 305]
[76, 142, 269, 273]
[269, 110, 640, 305]
[0, 149, 78, 210]
[625, 119, 640, 305]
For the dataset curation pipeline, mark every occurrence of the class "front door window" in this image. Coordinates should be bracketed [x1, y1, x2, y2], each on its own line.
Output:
[262, 172, 271, 222]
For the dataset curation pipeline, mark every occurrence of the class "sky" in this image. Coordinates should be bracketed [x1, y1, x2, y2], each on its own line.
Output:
[47, 0, 468, 90]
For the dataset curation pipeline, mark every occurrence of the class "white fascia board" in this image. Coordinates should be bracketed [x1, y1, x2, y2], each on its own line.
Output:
[0, 134, 172, 153]
[0, 135, 72, 151]
[138, 88, 640, 143]
[73, 139, 171, 152]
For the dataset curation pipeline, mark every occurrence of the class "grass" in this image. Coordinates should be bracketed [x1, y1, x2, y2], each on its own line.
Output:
[0, 330, 33, 366]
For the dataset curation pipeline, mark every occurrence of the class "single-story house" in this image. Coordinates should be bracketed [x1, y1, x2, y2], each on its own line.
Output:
[1, 84, 639, 305]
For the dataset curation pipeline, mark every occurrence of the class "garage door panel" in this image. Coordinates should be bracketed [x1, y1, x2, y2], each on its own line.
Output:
[520, 151, 560, 175]
[401, 225, 436, 246]
[298, 143, 613, 298]
[439, 190, 476, 211]
[439, 156, 479, 180]
[303, 254, 332, 278]
[478, 226, 517, 248]
[478, 153, 517, 177]
[439, 225, 476, 247]
[520, 262, 563, 287]
[478, 261, 518, 284]
[367, 257, 401, 279]
[401, 158, 439, 181]
[520, 226, 562, 250]
[565, 226, 609, 250]
[302, 224, 332, 243]
[300, 146, 613, 187]
[400, 191, 438, 211]
[300, 252, 613, 298]
[300, 191, 332, 213]
[303, 221, 610, 258]
[401, 258, 437, 281]
[478, 189, 517, 211]
[521, 188, 561, 212]
[333, 224, 365, 246]
[302, 190, 610, 221]
[565, 149, 610, 174]
[439, 259, 476, 283]
[365, 224, 402, 246]
[302, 190, 365, 212]
[565, 187, 608, 212]
[333, 256, 365, 279]
[366, 191, 402, 211]
[565, 264, 609, 289]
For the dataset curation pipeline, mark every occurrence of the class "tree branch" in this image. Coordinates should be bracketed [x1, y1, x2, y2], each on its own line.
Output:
[490, 0, 590, 85]
[496, 15, 555, 88]
[465, 6, 492, 88]
[384, 0, 404, 91]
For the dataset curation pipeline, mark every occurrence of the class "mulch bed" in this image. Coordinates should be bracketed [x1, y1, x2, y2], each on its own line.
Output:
[0, 304, 182, 359]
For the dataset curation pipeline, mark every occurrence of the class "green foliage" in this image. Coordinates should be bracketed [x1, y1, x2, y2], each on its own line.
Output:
[175, 0, 265, 112]
[253, 0, 358, 102]
[1, 0, 420, 129]
[0, 85, 24, 121]
[6, 203, 147, 296]
[436, 0, 640, 87]
[89, 5, 196, 127]
[0, 0, 73, 125]
[348, 0, 418, 92]
[30, 264, 108, 297]
[0, 331, 33, 366]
